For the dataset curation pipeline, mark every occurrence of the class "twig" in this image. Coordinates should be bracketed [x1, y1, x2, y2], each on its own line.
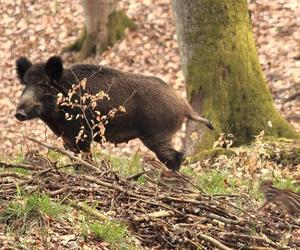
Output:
[132, 210, 173, 222]
[69, 201, 108, 221]
[49, 186, 71, 197]
[184, 238, 202, 249]
[272, 83, 300, 95]
[210, 194, 244, 198]
[4, 167, 56, 190]
[215, 197, 260, 222]
[219, 232, 285, 249]
[126, 171, 146, 181]
[0, 172, 30, 180]
[26, 136, 100, 172]
[197, 233, 233, 250]
[82, 175, 148, 200]
[206, 213, 242, 225]
[129, 196, 186, 217]
[283, 93, 300, 103]
[0, 161, 35, 170]
[241, 247, 278, 250]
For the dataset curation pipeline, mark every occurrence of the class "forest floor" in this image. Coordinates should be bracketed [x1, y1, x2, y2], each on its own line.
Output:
[0, 0, 300, 249]
[0, 136, 300, 249]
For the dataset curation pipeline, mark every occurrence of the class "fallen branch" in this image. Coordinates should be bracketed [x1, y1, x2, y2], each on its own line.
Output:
[49, 186, 71, 197]
[206, 213, 242, 226]
[132, 210, 173, 222]
[0, 161, 35, 171]
[69, 201, 109, 221]
[283, 93, 300, 103]
[197, 233, 233, 250]
[0, 172, 30, 180]
[219, 232, 284, 249]
[26, 136, 100, 172]
[0, 151, 298, 249]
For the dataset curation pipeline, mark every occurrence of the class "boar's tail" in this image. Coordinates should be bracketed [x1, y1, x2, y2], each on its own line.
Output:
[185, 102, 214, 130]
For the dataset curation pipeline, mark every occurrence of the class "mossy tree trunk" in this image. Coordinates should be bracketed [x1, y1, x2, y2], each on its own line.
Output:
[172, 0, 299, 156]
[65, 0, 135, 61]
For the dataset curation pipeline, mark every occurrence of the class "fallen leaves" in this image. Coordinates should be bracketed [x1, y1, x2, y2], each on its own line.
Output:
[0, 0, 299, 156]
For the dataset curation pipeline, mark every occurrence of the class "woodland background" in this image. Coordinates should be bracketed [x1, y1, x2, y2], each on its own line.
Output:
[0, 0, 299, 156]
[0, 0, 300, 249]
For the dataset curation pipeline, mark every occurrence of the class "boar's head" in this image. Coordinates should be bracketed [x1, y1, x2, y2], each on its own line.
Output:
[15, 56, 64, 121]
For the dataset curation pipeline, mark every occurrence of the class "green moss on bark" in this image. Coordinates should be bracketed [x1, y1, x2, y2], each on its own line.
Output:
[64, 11, 135, 58]
[181, 0, 299, 151]
[106, 10, 136, 50]
[63, 27, 87, 52]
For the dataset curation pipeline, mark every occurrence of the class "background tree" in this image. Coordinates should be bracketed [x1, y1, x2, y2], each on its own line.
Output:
[172, 0, 299, 156]
[65, 0, 135, 60]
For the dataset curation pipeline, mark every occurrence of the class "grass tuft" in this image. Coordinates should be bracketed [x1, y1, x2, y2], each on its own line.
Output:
[109, 153, 142, 177]
[90, 221, 128, 244]
[0, 193, 67, 233]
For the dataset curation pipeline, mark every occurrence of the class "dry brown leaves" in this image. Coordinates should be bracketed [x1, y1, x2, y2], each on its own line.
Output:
[0, 0, 299, 155]
[249, 0, 300, 131]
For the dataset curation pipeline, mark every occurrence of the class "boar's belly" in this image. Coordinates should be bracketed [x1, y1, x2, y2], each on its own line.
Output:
[103, 127, 139, 144]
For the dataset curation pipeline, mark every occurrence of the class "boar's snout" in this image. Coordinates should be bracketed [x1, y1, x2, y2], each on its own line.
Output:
[15, 109, 29, 121]
[15, 103, 42, 121]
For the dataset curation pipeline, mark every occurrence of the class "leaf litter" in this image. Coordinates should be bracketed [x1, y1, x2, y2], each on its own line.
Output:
[0, 138, 299, 249]
[0, 0, 300, 248]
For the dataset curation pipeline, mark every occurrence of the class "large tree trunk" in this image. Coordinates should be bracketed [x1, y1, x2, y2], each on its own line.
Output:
[172, 0, 299, 156]
[65, 0, 135, 61]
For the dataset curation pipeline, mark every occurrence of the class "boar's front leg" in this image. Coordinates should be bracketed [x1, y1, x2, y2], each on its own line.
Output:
[62, 134, 93, 163]
[142, 138, 184, 171]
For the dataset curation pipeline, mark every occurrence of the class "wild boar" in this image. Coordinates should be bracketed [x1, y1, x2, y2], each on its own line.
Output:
[15, 56, 213, 171]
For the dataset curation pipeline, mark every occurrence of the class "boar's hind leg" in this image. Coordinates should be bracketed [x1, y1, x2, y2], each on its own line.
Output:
[142, 138, 183, 171]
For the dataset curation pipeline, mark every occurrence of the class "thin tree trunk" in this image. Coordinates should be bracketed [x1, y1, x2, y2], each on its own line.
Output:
[81, 0, 112, 58]
[64, 0, 134, 60]
[172, 0, 299, 156]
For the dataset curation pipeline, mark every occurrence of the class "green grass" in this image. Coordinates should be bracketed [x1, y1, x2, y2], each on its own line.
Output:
[272, 178, 300, 192]
[79, 213, 90, 240]
[109, 153, 143, 178]
[181, 166, 239, 195]
[0, 193, 67, 233]
[0, 151, 28, 175]
[79, 214, 136, 249]
[181, 164, 300, 208]
[47, 150, 63, 162]
[90, 221, 128, 244]
[11, 151, 25, 164]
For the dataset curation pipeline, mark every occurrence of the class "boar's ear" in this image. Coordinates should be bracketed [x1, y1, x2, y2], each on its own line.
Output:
[45, 56, 63, 81]
[16, 57, 32, 83]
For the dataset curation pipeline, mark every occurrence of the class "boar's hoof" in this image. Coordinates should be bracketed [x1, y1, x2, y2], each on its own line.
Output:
[162, 151, 184, 171]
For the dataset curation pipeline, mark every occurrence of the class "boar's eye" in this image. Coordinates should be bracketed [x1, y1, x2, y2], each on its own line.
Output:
[16, 57, 32, 83]
[37, 81, 48, 86]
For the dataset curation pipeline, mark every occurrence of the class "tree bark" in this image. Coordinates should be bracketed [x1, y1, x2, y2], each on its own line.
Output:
[172, 0, 299, 156]
[64, 0, 135, 61]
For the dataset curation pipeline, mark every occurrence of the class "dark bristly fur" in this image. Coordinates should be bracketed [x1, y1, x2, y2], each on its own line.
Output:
[259, 180, 300, 216]
[15, 56, 214, 171]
